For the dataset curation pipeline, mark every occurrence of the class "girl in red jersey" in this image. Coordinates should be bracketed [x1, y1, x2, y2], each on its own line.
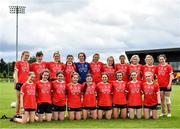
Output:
[127, 71, 142, 119]
[82, 74, 97, 120]
[157, 54, 174, 117]
[64, 55, 76, 83]
[36, 70, 52, 122]
[96, 73, 112, 120]
[14, 51, 30, 115]
[47, 51, 64, 81]
[13, 72, 36, 123]
[112, 71, 127, 119]
[30, 51, 47, 82]
[103, 56, 116, 84]
[89, 53, 103, 84]
[115, 55, 129, 82]
[142, 55, 157, 82]
[143, 72, 161, 119]
[66, 72, 83, 120]
[52, 71, 66, 121]
[128, 55, 142, 81]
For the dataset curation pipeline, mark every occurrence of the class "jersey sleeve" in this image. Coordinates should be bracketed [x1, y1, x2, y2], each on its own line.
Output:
[15, 61, 20, 71]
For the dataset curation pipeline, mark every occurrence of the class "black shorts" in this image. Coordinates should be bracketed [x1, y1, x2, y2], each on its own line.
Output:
[83, 107, 97, 110]
[112, 104, 127, 109]
[24, 108, 36, 112]
[37, 103, 52, 114]
[52, 105, 66, 112]
[160, 87, 172, 92]
[16, 83, 23, 91]
[68, 107, 82, 112]
[97, 106, 112, 111]
[144, 104, 158, 110]
[128, 105, 142, 109]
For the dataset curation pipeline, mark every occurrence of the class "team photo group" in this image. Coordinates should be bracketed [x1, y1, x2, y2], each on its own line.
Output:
[11, 50, 174, 123]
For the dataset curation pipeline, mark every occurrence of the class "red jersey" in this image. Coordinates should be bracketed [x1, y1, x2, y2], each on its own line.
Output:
[83, 83, 97, 107]
[103, 65, 115, 84]
[47, 62, 64, 79]
[142, 82, 159, 106]
[96, 82, 112, 106]
[52, 81, 66, 106]
[89, 62, 103, 83]
[15, 61, 29, 83]
[157, 64, 173, 87]
[36, 81, 52, 104]
[112, 81, 127, 105]
[127, 81, 142, 106]
[30, 62, 47, 81]
[64, 64, 76, 83]
[66, 83, 83, 108]
[142, 65, 157, 82]
[128, 64, 142, 81]
[21, 82, 37, 109]
[115, 63, 129, 82]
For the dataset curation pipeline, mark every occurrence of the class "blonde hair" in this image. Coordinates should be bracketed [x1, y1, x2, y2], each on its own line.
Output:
[145, 55, 154, 64]
[130, 55, 140, 63]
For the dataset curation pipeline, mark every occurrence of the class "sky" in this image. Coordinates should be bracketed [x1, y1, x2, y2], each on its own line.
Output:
[0, 0, 180, 63]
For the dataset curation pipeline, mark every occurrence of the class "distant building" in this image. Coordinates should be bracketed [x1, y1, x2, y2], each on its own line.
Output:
[125, 47, 180, 72]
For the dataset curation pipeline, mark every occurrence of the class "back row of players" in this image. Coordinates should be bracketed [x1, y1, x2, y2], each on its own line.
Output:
[13, 51, 174, 123]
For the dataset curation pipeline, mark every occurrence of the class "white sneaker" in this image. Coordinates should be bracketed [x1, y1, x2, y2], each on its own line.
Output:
[167, 113, 172, 117]
[160, 113, 166, 117]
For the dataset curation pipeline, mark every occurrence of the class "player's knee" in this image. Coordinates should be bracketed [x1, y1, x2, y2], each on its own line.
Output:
[165, 96, 171, 104]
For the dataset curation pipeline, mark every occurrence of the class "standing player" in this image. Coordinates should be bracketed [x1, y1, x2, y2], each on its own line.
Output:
[75, 52, 90, 84]
[112, 71, 127, 119]
[36, 70, 52, 122]
[13, 72, 36, 123]
[127, 71, 142, 119]
[64, 55, 76, 83]
[103, 56, 116, 84]
[143, 72, 161, 119]
[30, 51, 47, 82]
[82, 74, 97, 120]
[142, 55, 157, 82]
[14, 51, 30, 116]
[89, 53, 104, 84]
[128, 55, 142, 81]
[157, 54, 174, 117]
[115, 55, 129, 82]
[96, 73, 112, 120]
[66, 72, 83, 120]
[47, 51, 64, 81]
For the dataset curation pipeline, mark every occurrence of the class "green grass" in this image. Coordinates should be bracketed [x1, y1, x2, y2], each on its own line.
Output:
[0, 82, 180, 128]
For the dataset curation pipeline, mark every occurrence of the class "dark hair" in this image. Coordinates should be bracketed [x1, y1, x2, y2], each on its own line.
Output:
[78, 52, 86, 61]
[56, 71, 64, 77]
[115, 71, 123, 80]
[83, 74, 93, 93]
[40, 69, 50, 81]
[66, 54, 74, 59]
[119, 55, 125, 59]
[158, 54, 167, 61]
[36, 51, 43, 57]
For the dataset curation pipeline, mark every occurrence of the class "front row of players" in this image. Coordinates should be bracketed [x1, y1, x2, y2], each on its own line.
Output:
[13, 70, 161, 123]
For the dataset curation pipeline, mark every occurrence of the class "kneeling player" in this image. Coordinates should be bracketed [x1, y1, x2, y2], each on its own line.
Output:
[82, 74, 97, 120]
[52, 71, 66, 121]
[13, 72, 36, 123]
[112, 71, 127, 119]
[36, 70, 52, 122]
[143, 72, 161, 119]
[67, 72, 83, 120]
[97, 73, 112, 120]
[127, 72, 142, 119]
